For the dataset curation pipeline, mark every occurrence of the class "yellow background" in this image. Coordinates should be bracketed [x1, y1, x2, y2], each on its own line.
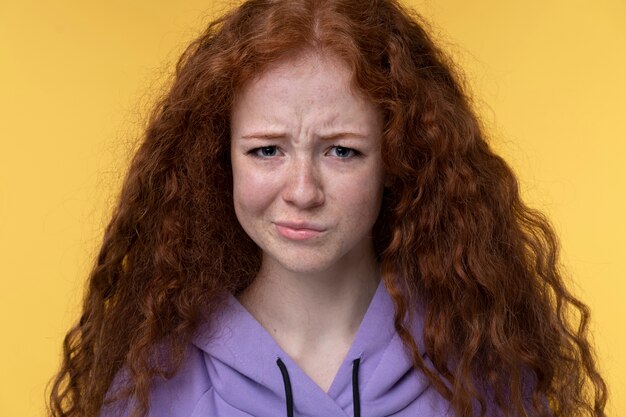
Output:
[1, 0, 623, 415]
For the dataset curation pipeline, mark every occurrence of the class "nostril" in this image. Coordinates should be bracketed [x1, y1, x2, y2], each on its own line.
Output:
[281, 184, 325, 208]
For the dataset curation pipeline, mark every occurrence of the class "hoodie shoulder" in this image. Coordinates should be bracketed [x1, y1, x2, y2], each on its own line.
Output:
[101, 343, 212, 417]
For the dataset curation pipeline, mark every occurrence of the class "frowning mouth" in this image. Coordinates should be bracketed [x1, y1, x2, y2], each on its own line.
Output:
[274, 222, 326, 240]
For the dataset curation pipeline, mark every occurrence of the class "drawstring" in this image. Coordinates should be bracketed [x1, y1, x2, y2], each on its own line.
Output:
[276, 357, 361, 417]
[352, 358, 361, 417]
[276, 358, 294, 417]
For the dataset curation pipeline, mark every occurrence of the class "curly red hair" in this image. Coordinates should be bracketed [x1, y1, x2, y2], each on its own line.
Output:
[48, 1, 608, 417]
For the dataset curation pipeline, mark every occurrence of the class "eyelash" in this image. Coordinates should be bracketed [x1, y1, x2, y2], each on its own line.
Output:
[247, 145, 362, 159]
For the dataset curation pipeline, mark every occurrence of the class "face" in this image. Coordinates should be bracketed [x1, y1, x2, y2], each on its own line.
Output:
[230, 50, 385, 276]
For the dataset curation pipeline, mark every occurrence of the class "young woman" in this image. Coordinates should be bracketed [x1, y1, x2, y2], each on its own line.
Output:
[48, 1, 608, 416]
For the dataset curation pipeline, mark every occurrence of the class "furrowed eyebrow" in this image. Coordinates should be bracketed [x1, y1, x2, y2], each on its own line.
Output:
[240, 133, 287, 140]
[318, 132, 368, 140]
[239, 132, 368, 140]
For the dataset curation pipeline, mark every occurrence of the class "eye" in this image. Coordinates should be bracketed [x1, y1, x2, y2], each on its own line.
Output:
[329, 145, 360, 159]
[248, 146, 280, 158]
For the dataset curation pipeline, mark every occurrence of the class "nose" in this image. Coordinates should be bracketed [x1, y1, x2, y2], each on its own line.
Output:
[281, 157, 325, 208]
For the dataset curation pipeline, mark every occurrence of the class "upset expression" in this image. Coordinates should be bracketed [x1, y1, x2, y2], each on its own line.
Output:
[230, 51, 386, 276]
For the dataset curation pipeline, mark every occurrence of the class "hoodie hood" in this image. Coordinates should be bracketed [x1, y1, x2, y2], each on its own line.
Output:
[190, 279, 455, 416]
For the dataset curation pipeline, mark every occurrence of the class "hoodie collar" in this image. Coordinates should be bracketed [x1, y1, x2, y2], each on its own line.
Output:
[192, 279, 430, 416]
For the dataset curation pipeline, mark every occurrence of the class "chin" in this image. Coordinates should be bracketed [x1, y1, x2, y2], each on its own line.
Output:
[271, 253, 340, 275]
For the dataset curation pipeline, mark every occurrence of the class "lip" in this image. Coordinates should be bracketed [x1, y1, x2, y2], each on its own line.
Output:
[274, 221, 326, 241]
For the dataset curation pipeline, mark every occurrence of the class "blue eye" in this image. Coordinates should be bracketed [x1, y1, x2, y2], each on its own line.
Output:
[249, 146, 279, 158]
[247, 145, 361, 159]
[330, 146, 360, 158]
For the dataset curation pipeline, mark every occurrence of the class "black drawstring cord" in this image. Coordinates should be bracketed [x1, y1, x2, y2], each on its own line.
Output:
[276, 356, 362, 417]
[276, 358, 294, 417]
[352, 358, 361, 417]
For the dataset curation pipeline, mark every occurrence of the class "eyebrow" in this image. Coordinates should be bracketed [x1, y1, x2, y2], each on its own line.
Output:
[240, 132, 369, 140]
[240, 133, 287, 140]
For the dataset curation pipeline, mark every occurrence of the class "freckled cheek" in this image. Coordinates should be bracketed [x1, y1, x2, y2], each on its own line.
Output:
[233, 169, 281, 213]
[344, 171, 384, 220]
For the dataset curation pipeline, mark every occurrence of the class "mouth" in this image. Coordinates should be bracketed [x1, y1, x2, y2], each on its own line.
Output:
[274, 222, 326, 241]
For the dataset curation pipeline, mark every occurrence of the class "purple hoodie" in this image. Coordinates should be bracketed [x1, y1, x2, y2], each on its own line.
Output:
[102, 280, 538, 417]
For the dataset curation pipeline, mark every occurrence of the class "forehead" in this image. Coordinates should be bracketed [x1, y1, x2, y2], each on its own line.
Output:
[231, 50, 381, 131]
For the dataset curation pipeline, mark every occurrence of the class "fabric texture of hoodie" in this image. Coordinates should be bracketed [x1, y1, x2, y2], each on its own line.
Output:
[102, 279, 506, 417]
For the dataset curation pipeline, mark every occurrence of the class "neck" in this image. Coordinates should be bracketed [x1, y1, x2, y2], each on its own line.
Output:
[236, 250, 381, 359]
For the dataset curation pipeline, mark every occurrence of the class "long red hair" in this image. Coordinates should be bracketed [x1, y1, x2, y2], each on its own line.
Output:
[48, 1, 608, 416]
